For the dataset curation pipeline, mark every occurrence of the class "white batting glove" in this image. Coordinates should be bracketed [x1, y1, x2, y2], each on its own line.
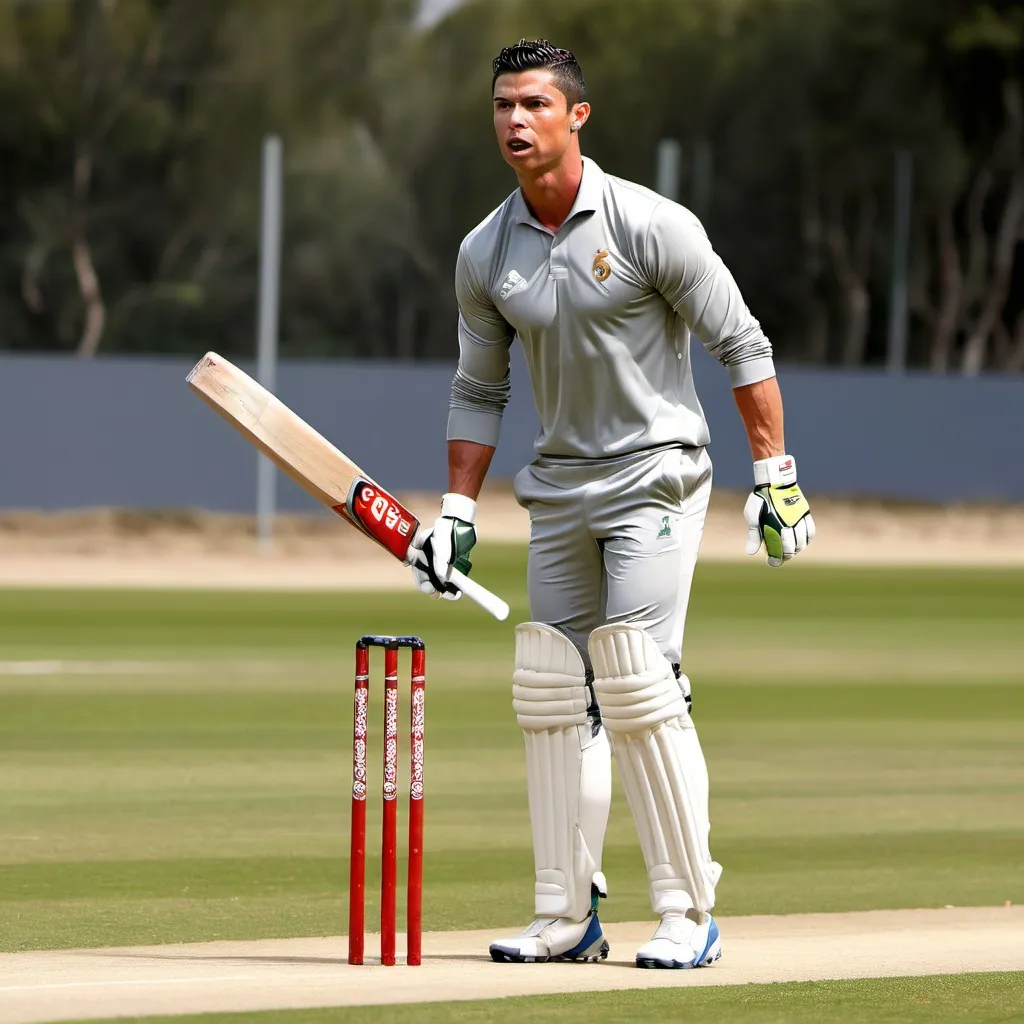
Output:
[744, 455, 816, 567]
[407, 493, 478, 601]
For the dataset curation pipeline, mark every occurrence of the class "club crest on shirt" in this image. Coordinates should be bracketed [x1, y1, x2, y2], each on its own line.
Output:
[499, 269, 528, 301]
[592, 249, 611, 282]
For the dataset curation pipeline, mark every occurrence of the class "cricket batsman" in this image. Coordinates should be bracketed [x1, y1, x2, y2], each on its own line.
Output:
[409, 39, 815, 969]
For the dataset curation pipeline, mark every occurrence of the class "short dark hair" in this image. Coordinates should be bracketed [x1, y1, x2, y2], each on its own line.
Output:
[491, 39, 587, 108]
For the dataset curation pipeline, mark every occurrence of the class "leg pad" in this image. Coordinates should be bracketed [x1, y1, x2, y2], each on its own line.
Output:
[514, 622, 610, 920]
[590, 624, 720, 914]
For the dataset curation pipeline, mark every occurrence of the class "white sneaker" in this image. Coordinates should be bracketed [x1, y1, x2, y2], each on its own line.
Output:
[489, 912, 609, 964]
[635, 910, 722, 969]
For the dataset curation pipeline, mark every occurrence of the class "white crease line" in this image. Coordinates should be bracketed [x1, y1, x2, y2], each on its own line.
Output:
[0, 660, 295, 676]
[0, 974, 256, 992]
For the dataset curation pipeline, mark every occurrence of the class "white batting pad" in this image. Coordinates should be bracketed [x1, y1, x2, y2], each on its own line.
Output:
[514, 622, 592, 730]
[589, 623, 690, 732]
[514, 622, 611, 920]
[590, 624, 721, 914]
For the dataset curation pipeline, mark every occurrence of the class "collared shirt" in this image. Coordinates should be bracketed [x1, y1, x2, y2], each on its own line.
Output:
[448, 156, 775, 458]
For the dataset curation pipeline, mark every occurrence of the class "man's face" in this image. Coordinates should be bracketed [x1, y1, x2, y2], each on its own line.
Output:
[492, 69, 586, 175]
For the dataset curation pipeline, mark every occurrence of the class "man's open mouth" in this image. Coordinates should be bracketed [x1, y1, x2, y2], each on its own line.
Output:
[508, 139, 532, 152]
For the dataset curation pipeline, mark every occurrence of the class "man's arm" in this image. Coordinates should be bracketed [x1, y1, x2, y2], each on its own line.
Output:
[449, 439, 496, 500]
[646, 202, 775, 389]
[733, 377, 784, 461]
[644, 204, 813, 565]
[734, 376, 815, 567]
[408, 242, 512, 598]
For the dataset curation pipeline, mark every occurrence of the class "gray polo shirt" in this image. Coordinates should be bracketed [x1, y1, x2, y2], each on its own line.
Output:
[448, 157, 774, 458]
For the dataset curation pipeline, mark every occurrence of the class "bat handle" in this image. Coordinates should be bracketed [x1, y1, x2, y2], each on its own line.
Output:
[448, 568, 509, 622]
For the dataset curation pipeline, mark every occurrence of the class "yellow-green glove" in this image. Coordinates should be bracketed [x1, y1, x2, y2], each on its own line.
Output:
[744, 455, 816, 567]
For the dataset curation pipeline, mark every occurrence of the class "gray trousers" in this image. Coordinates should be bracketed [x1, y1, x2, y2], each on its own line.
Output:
[513, 444, 713, 666]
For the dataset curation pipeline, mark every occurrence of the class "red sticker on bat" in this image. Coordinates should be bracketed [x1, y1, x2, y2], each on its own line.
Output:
[334, 479, 418, 561]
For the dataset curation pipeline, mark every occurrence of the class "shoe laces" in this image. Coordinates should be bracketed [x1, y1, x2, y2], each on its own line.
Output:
[653, 910, 698, 945]
[522, 917, 559, 937]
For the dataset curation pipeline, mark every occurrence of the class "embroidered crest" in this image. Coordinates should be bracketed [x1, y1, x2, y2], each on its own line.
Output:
[592, 248, 611, 282]
[658, 516, 672, 539]
[499, 269, 528, 301]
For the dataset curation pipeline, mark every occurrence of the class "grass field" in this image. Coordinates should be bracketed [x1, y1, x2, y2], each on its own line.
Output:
[1, 551, 1021, 963]
[2, 554, 1022, 1023]
[63, 973, 1024, 1024]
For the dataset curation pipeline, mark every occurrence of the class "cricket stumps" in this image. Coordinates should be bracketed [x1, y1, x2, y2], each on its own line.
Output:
[349, 635, 425, 966]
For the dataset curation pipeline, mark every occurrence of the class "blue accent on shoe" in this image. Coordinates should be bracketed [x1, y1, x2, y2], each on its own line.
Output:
[635, 914, 722, 970]
[488, 913, 609, 965]
[558, 911, 608, 962]
[695, 916, 720, 965]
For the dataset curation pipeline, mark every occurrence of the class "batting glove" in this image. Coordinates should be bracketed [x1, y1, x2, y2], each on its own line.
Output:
[744, 455, 816, 567]
[408, 492, 478, 601]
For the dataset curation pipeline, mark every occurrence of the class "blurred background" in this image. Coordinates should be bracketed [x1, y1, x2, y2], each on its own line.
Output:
[0, 0, 1022, 521]
[1, 0, 1021, 369]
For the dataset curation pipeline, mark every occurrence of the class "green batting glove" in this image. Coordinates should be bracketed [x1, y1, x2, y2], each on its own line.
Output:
[409, 492, 478, 601]
[446, 517, 477, 576]
[744, 455, 816, 567]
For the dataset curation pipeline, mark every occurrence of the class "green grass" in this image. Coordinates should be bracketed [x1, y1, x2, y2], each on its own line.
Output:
[65, 973, 1024, 1024]
[1, 554, 1022, 952]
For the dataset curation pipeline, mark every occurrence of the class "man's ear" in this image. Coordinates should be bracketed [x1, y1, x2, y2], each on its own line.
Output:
[570, 102, 591, 131]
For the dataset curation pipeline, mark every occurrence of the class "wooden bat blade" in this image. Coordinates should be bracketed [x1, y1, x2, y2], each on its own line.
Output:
[186, 352, 509, 621]
[187, 352, 419, 561]
[187, 351, 364, 512]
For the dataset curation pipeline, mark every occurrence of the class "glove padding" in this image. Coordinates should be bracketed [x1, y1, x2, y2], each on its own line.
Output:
[408, 493, 478, 600]
[744, 455, 816, 567]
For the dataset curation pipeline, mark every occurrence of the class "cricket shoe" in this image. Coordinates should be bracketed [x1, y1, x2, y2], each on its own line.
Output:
[635, 910, 721, 969]
[489, 913, 609, 964]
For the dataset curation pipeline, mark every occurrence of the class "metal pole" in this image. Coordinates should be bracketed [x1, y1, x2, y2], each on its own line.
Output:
[655, 138, 682, 202]
[692, 139, 713, 225]
[887, 148, 913, 374]
[256, 135, 282, 552]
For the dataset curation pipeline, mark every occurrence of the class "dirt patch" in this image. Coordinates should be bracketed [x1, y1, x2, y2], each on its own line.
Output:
[0, 488, 1022, 590]
[0, 906, 1020, 1023]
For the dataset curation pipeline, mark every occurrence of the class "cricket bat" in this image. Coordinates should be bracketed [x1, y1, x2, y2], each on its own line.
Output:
[186, 352, 509, 621]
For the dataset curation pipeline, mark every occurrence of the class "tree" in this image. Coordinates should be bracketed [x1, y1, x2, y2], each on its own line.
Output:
[0, 0, 1021, 371]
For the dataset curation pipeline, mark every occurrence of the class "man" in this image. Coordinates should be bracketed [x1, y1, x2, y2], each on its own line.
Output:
[409, 39, 815, 969]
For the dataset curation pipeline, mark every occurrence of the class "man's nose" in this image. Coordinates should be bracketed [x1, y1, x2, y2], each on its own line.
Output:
[510, 105, 527, 128]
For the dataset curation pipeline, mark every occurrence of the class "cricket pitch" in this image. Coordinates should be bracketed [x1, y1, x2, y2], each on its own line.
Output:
[1, 906, 1021, 1024]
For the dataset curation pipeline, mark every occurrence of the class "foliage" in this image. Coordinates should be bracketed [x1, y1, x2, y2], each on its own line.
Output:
[0, 0, 1021, 371]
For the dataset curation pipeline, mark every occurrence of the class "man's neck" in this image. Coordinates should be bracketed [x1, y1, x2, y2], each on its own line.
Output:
[519, 155, 585, 233]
